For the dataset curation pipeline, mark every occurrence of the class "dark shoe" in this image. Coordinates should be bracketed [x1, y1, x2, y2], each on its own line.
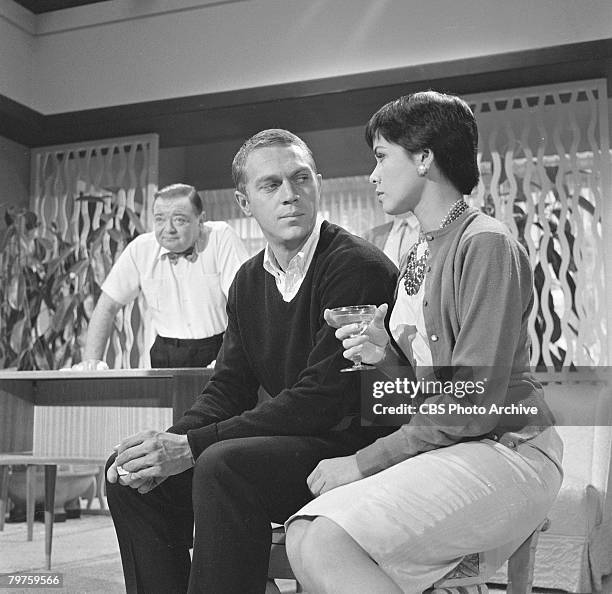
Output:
[6, 507, 26, 523]
[64, 497, 81, 519]
[34, 510, 66, 522]
[65, 507, 81, 520]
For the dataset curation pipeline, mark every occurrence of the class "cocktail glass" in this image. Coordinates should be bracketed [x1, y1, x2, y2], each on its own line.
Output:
[327, 305, 377, 372]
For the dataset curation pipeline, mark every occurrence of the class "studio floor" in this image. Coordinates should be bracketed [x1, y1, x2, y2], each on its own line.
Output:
[0, 506, 300, 594]
[1, 505, 610, 594]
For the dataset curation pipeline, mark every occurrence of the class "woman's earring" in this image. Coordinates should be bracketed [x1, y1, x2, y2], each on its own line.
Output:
[417, 164, 428, 177]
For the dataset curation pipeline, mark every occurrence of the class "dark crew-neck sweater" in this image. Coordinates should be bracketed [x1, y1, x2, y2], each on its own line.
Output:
[169, 221, 398, 459]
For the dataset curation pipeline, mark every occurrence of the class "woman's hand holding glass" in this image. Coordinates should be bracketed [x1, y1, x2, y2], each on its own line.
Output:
[324, 303, 390, 367]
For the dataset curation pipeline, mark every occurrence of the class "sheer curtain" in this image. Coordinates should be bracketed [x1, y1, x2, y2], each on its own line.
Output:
[198, 175, 388, 256]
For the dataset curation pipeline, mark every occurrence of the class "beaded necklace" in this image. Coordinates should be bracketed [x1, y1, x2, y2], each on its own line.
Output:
[402, 199, 469, 296]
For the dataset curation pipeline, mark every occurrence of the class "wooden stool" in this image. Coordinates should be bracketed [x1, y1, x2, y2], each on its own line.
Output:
[268, 519, 549, 594]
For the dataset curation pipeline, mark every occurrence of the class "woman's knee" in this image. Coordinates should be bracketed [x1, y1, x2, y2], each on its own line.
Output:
[286, 517, 347, 575]
[285, 519, 310, 572]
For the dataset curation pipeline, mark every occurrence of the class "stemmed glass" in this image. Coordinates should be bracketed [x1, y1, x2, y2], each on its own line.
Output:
[327, 305, 377, 372]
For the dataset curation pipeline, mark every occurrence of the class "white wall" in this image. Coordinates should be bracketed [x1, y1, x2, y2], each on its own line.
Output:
[1, 0, 611, 114]
[0, 1, 35, 107]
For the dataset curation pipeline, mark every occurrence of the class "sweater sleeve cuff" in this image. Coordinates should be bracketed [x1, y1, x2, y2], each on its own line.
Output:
[186, 424, 219, 460]
[377, 343, 412, 379]
[355, 441, 395, 477]
[167, 420, 190, 435]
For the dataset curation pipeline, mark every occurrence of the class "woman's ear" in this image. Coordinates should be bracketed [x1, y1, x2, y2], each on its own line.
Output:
[420, 148, 434, 169]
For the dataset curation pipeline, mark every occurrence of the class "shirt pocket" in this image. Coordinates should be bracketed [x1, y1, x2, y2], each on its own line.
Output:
[141, 278, 165, 311]
[184, 273, 221, 306]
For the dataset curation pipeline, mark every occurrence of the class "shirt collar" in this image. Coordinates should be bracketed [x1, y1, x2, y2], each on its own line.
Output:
[263, 214, 324, 278]
[391, 211, 419, 233]
[158, 228, 205, 260]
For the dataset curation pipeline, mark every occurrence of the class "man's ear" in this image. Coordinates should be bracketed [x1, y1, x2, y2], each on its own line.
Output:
[315, 173, 322, 193]
[235, 191, 252, 216]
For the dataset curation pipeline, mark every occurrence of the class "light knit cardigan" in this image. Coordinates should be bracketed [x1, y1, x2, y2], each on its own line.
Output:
[356, 208, 556, 477]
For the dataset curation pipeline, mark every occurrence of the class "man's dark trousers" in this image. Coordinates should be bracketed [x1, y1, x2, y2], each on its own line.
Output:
[149, 333, 224, 368]
[106, 431, 370, 594]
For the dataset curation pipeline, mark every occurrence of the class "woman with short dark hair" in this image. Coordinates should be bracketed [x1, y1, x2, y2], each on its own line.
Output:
[285, 91, 563, 594]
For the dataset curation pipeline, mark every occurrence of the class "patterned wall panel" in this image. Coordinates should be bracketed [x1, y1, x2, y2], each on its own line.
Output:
[30, 134, 159, 368]
[201, 81, 611, 370]
[467, 80, 610, 368]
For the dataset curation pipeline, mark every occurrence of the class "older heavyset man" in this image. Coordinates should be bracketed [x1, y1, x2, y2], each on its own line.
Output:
[105, 129, 397, 593]
[82, 183, 248, 368]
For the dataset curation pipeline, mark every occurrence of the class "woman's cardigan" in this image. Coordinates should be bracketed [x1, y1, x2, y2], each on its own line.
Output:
[356, 208, 555, 477]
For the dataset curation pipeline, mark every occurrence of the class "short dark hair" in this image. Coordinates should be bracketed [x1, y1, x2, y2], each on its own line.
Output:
[154, 183, 202, 215]
[232, 129, 317, 194]
[365, 91, 479, 195]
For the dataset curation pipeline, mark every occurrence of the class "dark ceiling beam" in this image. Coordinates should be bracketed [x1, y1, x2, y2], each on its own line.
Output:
[0, 93, 45, 146]
[11, 0, 110, 15]
[2, 38, 612, 149]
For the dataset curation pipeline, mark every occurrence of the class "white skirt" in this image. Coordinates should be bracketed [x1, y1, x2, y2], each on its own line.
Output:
[286, 428, 563, 593]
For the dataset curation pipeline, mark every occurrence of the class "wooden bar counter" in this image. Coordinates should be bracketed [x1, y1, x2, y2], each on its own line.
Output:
[0, 368, 213, 456]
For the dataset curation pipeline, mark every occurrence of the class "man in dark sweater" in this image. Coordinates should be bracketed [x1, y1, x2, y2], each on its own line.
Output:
[105, 129, 397, 594]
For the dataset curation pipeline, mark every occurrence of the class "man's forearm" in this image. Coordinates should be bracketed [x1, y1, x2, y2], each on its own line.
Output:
[84, 292, 122, 360]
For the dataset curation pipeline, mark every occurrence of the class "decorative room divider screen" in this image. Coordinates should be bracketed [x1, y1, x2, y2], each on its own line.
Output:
[201, 79, 611, 370]
[468, 79, 611, 369]
[28, 81, 610, 371]
[29, 134, 159, 369]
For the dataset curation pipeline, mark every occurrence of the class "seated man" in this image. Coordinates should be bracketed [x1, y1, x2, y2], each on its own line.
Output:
[105, 129, 397, 593]
[81, 183, 248, 369]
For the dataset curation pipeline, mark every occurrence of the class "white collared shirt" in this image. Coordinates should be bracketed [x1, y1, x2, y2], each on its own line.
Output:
[383, 212, 420, 267]
[263, 214, 324, 302]
[102, 221, 249, 339]
[390, 250, 434, 371]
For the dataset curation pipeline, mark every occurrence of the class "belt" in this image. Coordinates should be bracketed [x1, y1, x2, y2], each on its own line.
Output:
[157, 333, 224, 348]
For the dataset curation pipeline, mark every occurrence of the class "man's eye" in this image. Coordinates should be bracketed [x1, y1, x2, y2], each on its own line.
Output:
[262, 183, 278, 192]
[295, 175, 309, 183]
[173, 217, 187, 225]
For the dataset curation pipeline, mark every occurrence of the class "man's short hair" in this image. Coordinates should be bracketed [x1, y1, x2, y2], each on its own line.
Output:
[154, 183, 203, 215]
[232, 129, 317, 194]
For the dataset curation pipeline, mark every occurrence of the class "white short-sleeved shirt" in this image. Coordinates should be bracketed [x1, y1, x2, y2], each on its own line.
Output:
[102, 221, 249, 339]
